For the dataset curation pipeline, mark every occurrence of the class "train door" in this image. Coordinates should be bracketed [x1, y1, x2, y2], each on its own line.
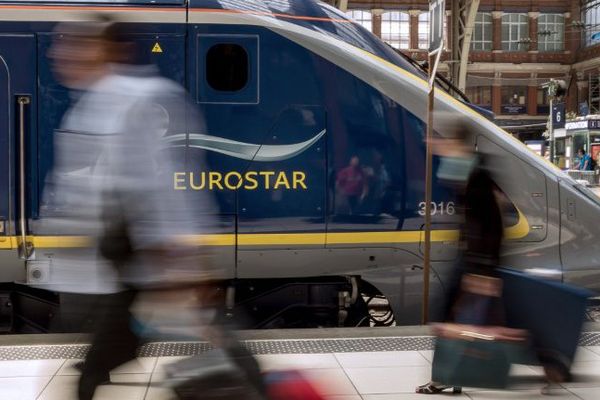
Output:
[0, 36, 36, 275]
[190, 28, 327, 278]
[235, 104, 327, 247]
[476, 136, 549, 242]
[28, 32, 220, 286]
[474, 136, 563, 277]
[559, 181, 600, 292]
[35, 33, 187, 223]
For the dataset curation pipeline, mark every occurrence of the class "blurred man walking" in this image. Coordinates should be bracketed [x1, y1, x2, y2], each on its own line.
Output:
[47, 18, 214, 400]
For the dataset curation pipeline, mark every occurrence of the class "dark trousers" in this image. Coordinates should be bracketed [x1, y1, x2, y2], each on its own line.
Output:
[79, 289, 139, 398]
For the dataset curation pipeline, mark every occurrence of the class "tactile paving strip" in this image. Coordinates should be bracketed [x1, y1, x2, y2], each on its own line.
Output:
[579, 332, 600, 346]
[0, 336, 434, 360]
[0, 344, 87, 361]
[241, 336, 435, 355]
[0, 333, 598, 361]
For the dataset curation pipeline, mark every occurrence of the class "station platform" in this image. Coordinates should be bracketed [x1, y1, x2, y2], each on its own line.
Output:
[1, 325, 600, 400]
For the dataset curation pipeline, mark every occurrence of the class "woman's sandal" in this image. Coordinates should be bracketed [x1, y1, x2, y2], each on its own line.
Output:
[416, 382, 462, 394]
[541, 363, 571, 395]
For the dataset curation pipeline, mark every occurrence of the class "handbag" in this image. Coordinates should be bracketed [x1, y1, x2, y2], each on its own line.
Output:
[431, 273, 528, 389]
[432, 323, 528, 389]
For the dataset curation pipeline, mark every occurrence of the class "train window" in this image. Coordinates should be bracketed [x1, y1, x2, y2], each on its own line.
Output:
[206, 44, 248, 92]
[494, 184, 520, 228]
[196, 34, 258, 104]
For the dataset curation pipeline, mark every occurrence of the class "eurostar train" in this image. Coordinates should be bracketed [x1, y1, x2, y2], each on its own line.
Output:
[1, 0, 600, 331]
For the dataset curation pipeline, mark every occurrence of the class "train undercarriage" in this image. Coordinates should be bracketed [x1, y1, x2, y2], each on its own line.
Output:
[0, 277, 396, 333]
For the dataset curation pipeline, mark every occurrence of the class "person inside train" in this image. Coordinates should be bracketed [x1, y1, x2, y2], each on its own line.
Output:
[336, 155, 367, 215]
[46, 17, 224, 400]
[362, 150, 392, 215]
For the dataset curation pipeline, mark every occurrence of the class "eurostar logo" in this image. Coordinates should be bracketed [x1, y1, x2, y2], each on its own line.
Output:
[174, 170, 307, 191]
[164, 129, 326, 161]
[166, 130, 324, 191]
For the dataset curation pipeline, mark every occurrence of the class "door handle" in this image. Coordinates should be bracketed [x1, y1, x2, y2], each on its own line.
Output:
[567, 197, 576, 221]
[17, 96, 33, 259]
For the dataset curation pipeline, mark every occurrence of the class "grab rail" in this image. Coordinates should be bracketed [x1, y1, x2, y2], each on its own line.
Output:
[17, 96, 32, 259]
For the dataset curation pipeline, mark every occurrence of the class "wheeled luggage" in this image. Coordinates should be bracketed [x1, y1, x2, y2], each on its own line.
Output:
[264, 370, 326, 400]
[165, 348, 326, 400]
[500, 268, 593, 374]
[165, 347, 266, 400]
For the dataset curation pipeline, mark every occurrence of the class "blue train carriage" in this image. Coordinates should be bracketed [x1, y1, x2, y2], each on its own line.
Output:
[0, 0, 599, 331]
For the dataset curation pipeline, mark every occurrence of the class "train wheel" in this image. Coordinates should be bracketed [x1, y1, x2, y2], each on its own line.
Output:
[359, 281, 396, 327]
[364, 294, 396, 327]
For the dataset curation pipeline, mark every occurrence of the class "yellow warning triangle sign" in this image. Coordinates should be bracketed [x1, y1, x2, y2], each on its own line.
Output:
[152, 42, 163, 53]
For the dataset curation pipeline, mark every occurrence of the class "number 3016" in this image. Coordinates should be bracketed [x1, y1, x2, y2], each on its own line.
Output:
[418, 201, 455, 216]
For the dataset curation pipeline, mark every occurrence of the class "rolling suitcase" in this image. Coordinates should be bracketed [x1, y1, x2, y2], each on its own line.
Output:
[264, 370, 326, 400]
[500, 268, 593, 373]
[164, 348, 265, 400]
[165, 342, 267, 400]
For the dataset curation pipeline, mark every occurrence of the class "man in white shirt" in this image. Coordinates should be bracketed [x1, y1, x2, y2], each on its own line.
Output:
[47, 18, 216, 400]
